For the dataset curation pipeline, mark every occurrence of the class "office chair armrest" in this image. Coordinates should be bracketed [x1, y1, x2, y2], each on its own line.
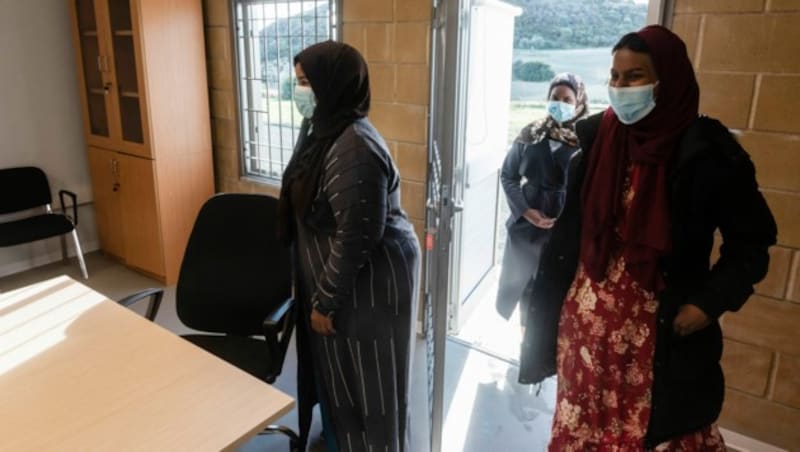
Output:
[117, 288, 164, 322]
[265, 296, 294, 327]
[58, 190, 78, 225]
[262, 296, 295, 383]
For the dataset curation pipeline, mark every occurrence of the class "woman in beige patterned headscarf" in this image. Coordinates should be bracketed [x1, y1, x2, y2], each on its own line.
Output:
[496, 72, 588, 332]
[516, 72, 589, 146]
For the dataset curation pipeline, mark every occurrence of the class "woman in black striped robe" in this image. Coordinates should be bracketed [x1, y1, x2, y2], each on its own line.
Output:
[277, 41, 421, 452]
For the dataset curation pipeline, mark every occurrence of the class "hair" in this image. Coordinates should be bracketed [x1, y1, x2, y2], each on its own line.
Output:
[612, 32, 650, 53]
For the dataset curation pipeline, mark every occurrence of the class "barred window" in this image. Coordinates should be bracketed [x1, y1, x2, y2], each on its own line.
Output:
[233, 0, 339, 183]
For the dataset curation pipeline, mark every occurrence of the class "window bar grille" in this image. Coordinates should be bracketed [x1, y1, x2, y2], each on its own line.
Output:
[259, 1, 274, 178]
[240, 4, 260, 175]
[275, 1, 282, 178]
[235, 0, 337, 181]
[258, 3, 272, 175]
[285, 0, 293, 171]
[255, 2, 264, 177]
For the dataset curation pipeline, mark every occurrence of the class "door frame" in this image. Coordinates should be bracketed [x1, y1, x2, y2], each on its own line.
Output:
[424, 0, 469, 451]
[423, 1, 670, 451]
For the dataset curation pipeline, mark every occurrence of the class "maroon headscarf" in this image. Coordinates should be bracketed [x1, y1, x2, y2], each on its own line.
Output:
[579, 25, 699, 291]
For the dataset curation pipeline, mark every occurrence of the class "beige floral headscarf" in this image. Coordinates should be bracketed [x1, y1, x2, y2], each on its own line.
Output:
[516, 72, 589, 147]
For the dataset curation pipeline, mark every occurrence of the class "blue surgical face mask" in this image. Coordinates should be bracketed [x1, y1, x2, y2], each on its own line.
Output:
[294, 85, 316, 119]
[547, 101, 577, 123]
[607, 83, 657, 125]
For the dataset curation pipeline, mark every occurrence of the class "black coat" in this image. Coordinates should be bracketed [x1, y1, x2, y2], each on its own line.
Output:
[518, 112, 777, 447]
[496, 138, 580, 321]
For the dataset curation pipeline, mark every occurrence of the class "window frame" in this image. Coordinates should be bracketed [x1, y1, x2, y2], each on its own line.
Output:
[230, 0, 341, 185]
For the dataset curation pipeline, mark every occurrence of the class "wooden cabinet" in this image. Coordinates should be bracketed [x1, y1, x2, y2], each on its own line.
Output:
[87, 147, 164, 276]
[70, 0, 214, 283]
[86, 146, 125, 259]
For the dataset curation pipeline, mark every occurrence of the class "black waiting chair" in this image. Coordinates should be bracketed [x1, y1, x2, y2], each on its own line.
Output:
[0, 166, 88, 279]
[119, 193, 299, 450]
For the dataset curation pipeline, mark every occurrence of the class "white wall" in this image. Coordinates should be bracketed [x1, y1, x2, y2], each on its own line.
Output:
[0, 0, 99, 277]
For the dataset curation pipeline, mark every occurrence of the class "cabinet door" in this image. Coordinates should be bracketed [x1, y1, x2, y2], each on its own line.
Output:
[70, 0, 117, 148]
[117, 153, 165, 277]
[103, 0, 150, 157]
[87, 147, 125, 259]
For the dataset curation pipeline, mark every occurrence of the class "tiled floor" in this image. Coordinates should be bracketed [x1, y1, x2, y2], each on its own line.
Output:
[1, 252, 560, 451]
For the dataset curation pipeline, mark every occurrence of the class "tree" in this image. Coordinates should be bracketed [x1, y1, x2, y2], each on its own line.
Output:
[258, 3, 330, 83]
[507, 0, 647, 50]
[512, 60, 556, 82]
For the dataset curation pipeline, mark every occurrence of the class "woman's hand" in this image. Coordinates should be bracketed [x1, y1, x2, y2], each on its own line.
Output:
[523, 208, 556, 229]
[673, 304, 710, 337]
[311, 308, 336, 335]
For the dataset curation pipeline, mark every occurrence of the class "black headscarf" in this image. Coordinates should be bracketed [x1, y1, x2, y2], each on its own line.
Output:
[277, 41, 371, 241]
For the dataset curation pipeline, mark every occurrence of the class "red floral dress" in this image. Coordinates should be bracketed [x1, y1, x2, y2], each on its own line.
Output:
[548, 165, 726, 451]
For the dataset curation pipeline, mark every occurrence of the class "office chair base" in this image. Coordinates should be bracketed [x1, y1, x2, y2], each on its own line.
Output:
[258, 424, 300, 451]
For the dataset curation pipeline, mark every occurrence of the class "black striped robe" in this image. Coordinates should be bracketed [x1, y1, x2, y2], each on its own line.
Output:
[294, 118, 420, 452]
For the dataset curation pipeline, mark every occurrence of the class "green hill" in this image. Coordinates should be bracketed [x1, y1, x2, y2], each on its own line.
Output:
[507, 0, 647, 50]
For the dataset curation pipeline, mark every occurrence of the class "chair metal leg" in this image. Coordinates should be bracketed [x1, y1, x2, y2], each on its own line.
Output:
[71, 230, 89, 279]
[60, 235, 69, 261]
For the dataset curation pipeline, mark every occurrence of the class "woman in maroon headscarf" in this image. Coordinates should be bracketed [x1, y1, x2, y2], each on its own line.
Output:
[516, 26, 777, 450]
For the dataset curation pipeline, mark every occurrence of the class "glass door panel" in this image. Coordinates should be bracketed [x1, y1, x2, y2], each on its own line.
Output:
[108, 0, 144, 144]
[75, 0, 110, 137]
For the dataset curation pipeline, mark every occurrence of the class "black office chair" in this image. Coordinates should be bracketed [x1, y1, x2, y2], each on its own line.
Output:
[119, 193, 298, 450]
[0, 166, 88, 279]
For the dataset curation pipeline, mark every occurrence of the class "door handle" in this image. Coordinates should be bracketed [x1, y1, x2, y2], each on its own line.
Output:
[112, 159, 120, 192]
[452, 201, 464, 213]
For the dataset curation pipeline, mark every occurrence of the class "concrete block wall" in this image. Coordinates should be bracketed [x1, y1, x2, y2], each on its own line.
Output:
[341, 0, 431, 243]
[672, 0, 800, 449]
[201, 0, 267, 196]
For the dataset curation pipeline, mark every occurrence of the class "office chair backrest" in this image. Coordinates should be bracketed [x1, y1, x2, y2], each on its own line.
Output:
[0, 167, 52, 214]
[176, 193, 292, 336]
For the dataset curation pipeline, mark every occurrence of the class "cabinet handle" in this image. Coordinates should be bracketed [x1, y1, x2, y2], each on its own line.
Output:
[111, 159, 120, 192]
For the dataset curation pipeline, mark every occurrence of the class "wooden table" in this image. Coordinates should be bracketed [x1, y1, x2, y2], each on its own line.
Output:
[0, 276, 294, 451]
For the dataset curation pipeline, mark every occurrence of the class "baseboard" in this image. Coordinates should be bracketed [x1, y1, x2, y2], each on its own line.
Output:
[0, 240, 99, 279]
[720, 428, 787, 452]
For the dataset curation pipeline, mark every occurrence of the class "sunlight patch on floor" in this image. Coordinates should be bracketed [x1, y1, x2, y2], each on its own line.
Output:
[455, 267, 523, 363]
